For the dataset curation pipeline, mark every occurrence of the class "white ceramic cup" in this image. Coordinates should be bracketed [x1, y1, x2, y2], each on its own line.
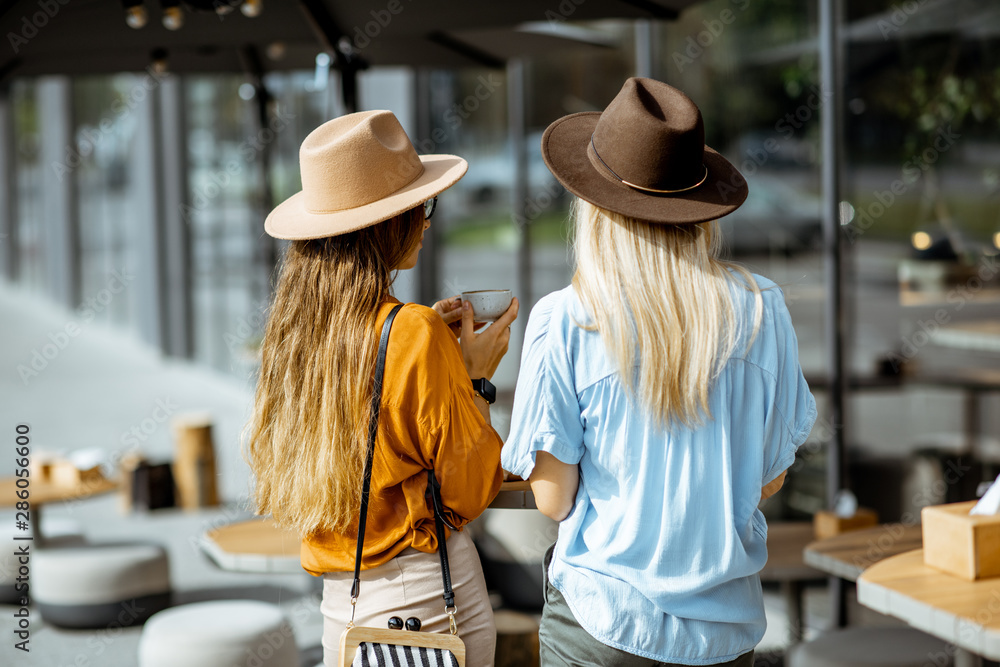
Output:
[461, 289, 513, 322]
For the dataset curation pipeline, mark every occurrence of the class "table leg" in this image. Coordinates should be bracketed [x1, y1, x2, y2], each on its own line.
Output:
[828, 576, 849, 629]
[956, 648, 983, 667]
[31, 503, 45, 549]
[965, 391, 993, 482]
[781, 579, 804, 643]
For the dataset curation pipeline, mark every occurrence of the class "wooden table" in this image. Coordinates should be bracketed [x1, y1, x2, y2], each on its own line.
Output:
[760, 522, 826, 642]
[910, 369, 1000, 476]
[858, 549, 1000, 662]
[202, 481, 538, 574]
[201, 517, 301, 574]
[0, 475, 118, 546]
[932, 321, 1000, 355]
[803, 523, 924, 582]
[807, 369, 1000, 480]
[490, 480, 536, 509]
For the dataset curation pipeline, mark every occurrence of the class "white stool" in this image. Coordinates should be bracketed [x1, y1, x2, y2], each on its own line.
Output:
[138, 600, 299, 667]
[787, 627, 953, 667]
[0, 516, 85, 604]
[34, 542, 171, 628]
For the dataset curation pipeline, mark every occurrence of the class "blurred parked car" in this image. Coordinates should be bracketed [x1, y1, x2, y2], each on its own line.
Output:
[717, 173, 822, 255]
[455, 132, 560, 210]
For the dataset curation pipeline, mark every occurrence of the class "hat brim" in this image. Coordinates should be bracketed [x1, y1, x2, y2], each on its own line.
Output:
[264, 154, 468, 240]
[541, 112, 748, 224]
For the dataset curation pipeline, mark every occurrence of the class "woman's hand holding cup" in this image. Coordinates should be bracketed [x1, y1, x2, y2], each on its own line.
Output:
[461, 297, 519, 380]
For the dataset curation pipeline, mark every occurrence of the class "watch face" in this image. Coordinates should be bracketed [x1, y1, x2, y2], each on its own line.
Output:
[474, 379, 496, 403]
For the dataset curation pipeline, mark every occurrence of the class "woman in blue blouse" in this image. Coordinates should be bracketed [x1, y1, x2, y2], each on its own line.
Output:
[502, 78, 817, 666]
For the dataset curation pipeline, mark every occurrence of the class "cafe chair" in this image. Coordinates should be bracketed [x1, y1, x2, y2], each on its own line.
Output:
[138, 600, 299, 667]
[787, 627, 953, 667]
[34, 541, 171, 629]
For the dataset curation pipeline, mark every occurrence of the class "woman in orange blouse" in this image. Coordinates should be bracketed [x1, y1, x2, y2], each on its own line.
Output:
[244, 111, 518, 667]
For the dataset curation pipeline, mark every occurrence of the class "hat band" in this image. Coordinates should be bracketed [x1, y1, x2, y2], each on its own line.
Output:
[590, 136, 708, 195]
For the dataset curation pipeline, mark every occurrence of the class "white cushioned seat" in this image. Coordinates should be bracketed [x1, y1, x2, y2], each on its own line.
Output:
[138, 600, 299, 667]
[0, 514, 86, 603]
[788, 627, 953, 667]
[1, 517, 86, 604]
[34, 542, 171, 628]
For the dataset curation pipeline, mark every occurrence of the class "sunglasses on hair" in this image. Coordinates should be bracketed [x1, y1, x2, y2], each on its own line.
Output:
[424, 196, 437, 221]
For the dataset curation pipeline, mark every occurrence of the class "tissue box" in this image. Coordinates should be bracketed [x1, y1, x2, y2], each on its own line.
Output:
[813, 508, 879, 540]
[922, 500, 1000, 581]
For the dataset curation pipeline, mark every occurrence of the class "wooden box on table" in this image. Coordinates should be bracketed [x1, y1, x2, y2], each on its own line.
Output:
[922, 500, 1000, 581]
[813, 508, 879, 540]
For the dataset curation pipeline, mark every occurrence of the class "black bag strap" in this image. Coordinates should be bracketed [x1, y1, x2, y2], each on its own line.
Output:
[349, 303, 459, 634]
[428, 469, 456, 610]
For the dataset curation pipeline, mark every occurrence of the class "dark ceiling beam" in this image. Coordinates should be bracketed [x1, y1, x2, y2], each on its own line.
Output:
[0, 0, 19, 23]
[297, 0, 367, 113]
[237, 44, 271, 120]
[0, 57, 20, 86]
[617, 0, 680, 20]
[297, 0, 350, 68]
[426, 31, 506, 69]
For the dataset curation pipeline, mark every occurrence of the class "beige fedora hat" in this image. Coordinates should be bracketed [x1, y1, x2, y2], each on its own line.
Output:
[264, 110, 467, 240]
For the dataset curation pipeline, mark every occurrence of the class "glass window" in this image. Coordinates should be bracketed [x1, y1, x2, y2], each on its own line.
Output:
[186, 72, 332, 376]
[74, 75, 142, 332]
[13, 79, 45, 293]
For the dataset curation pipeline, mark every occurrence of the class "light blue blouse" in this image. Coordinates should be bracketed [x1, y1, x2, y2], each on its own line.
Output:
[501, 274, 817, 664]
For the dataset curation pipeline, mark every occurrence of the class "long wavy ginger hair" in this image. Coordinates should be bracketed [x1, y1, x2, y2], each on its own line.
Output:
[572, 198, 763, 430]
[243, 207, 424, 536]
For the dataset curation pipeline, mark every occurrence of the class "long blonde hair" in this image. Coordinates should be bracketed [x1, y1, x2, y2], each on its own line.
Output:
[572, 198, 762, 429]
[243, 207, 424, 536]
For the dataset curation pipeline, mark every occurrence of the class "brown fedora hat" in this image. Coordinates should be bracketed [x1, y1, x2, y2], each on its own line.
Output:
[541, 77, 747, 224]
[265, 110, 467, 240]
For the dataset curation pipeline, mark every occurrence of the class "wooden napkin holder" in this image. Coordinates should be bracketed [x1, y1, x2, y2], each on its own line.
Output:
[922, 500, 1000, 581]
[813, 507, 879, 540]
[51, 459, 104, 487]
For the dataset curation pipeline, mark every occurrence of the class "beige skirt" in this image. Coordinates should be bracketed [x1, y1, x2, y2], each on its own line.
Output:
[320, 529, 496, 667]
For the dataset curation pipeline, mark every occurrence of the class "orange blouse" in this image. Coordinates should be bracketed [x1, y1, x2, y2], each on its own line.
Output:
[300, 298, 504, 575]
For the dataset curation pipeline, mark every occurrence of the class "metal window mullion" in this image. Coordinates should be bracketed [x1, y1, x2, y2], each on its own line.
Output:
[508, 58, 530, 335]
[0, 84, 16, 282]
[38, 77, 80, 308]
[159, 75, 193, 358]
[131, 76, 167, 350]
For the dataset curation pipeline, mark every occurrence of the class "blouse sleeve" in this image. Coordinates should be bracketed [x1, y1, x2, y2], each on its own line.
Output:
[405, 308, 503, 529]
[502, 294, 585, 480]
[761, 290, 817, 486]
